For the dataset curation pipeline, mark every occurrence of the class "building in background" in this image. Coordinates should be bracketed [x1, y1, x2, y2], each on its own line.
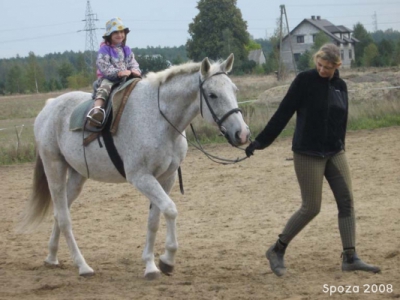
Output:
[281, 16, 359, 71]
[248, 49, 266, 65]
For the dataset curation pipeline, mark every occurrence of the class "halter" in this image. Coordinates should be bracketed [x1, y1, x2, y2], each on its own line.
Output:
[199, 72, 242, 133]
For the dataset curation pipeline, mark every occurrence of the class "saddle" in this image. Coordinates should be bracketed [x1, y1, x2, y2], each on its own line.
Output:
[69, 77, 141, 146]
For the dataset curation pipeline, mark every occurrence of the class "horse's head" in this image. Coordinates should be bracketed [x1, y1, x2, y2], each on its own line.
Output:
[199, 54, 250, 146]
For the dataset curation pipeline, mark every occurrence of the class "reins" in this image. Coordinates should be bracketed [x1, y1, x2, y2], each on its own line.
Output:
[157, 72, 249, 165]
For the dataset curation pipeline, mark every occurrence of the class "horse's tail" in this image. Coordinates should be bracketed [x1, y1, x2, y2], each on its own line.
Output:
[18, 153, 52, 232]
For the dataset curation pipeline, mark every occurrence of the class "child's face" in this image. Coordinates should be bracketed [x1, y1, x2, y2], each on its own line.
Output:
[110, 30, 126, 45]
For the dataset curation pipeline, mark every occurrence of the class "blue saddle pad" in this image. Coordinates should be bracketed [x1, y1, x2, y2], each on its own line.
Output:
[69, 99, 94, 131]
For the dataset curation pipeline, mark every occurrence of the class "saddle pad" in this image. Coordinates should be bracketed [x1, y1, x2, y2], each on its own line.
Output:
[69, 78, 140, 132]
[69, 99, 93, 131]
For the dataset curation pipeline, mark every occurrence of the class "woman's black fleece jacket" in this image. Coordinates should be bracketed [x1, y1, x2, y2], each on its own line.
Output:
[255, 68, 348, 157]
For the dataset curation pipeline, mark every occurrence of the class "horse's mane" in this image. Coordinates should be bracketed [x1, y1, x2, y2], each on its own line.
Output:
[145, 60, 222, 86]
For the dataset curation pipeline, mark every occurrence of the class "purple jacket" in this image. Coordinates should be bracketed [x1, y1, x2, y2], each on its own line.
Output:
[96, 42, 140, 81]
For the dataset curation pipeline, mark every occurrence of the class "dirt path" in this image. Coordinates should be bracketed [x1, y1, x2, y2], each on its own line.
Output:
[1, 127, 399, 300]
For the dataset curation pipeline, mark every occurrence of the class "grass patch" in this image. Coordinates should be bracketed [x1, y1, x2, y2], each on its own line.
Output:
[0, 143, 36, 165]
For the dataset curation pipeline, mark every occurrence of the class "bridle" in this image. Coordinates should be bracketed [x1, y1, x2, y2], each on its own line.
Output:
[199, 71, 242, 136]
[157, 72, 248, 165]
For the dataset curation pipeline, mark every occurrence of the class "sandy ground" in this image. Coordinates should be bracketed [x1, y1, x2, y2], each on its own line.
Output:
[0, 126, 399, 300]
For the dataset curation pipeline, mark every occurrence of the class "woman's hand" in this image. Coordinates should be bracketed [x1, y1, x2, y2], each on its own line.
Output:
[245, 140, 263, 157]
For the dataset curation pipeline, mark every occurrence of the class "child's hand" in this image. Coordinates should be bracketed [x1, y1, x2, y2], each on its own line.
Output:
[131, 70, 141, 77]
[118, 70, 132, 77]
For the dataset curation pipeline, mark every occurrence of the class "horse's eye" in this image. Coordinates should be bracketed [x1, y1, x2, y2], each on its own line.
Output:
[208, 93, 217, 99]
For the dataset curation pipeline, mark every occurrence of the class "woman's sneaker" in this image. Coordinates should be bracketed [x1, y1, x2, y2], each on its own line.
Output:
[342, 249, 381, 273]
[266, 240, 287, 276]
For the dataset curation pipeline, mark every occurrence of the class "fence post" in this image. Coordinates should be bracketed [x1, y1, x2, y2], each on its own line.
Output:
[14, 124, 24, 154]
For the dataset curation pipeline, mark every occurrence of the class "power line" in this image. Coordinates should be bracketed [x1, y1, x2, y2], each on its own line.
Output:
[2, 32, 78, 43]
[0, 22, 81, 33]
[288, 2, 400, 7]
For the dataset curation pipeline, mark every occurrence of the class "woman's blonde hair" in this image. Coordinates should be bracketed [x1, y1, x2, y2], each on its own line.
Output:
[313, 43, 342, 66]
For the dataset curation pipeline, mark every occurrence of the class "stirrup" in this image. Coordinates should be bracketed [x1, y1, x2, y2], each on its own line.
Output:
[87, 106, 106, 127]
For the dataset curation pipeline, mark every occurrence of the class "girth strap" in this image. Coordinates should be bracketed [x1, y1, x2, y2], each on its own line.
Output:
[102, 113, 126, 178]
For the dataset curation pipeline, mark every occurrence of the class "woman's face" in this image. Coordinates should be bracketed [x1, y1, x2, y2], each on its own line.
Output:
[316, 58, 340, 79]
[110, 30, 126, 45]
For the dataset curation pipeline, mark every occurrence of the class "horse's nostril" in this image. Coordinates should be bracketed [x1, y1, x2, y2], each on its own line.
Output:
[235, 131, 241, 141]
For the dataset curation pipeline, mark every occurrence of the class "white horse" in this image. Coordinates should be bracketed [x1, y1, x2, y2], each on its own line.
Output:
[20, 54, 250, 279]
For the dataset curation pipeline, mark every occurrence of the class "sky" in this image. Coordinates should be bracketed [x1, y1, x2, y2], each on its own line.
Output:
[1, 0, 399, 59]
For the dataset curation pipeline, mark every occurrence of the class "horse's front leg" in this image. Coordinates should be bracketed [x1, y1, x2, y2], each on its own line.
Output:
[158, 174, 178, 276]
[131, 173, 178, 279]
[142, 204, 162, 280]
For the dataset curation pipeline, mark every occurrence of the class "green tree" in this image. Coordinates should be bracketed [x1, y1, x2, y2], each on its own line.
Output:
[394, 40, 400, 66]
[76, 52, 88, 74]
[297, 50, 311, 71]
[186, 0, 249, 67]
[136, 55, 171, 75]
[377, 39, 395, 66]
[263, 18, 281, 74]
[245, 39, 262, 52]
[172, 55, 184, 65]
[58, 62, 75, 88]
[254, 38, 273, 54]
[353, 23, 373, 66]
[26, 52, 45, 93]
[363, 43, 379, 67]
[305, 31, 331, 68]
[6, 65, 24, 94]
[67, 73, 92, 90]
[311, 32, 330, 52]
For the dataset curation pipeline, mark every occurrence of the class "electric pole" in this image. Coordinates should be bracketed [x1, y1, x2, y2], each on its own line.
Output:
[278, 5, 297, 80]
[79, 1, 100, 76]
[372, 11, 378, 32]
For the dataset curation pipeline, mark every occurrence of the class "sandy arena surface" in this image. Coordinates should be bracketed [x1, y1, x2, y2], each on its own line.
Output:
[0, 126, 399, 300]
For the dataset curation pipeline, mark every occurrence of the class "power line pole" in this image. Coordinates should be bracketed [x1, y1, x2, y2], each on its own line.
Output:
[282, 5, 297, 75]
[278, 5, 284, 80]
[372, 11, 378, 32]
[79, 1, 100, 76]
[278, 5, 297, 81]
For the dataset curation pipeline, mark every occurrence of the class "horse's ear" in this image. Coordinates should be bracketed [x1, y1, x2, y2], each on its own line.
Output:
[201, 57, 211, 76]
[221, 53, 234, 73]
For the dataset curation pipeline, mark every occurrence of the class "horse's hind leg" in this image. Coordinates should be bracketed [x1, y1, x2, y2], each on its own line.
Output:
[45, 167, 87, 267]
[42, 157, 93, 276]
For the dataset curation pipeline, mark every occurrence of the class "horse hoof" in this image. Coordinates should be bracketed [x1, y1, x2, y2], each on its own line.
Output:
[79, 271, 95, 277]
[159, 259, 174, 276]
[144, 271, 161, 280]
[44, 260, 59, 268]
[79, 266, 95, 277]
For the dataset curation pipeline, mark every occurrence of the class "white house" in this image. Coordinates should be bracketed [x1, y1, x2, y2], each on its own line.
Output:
[248, 49, 266, 65]
[281, 16, 359, 71]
